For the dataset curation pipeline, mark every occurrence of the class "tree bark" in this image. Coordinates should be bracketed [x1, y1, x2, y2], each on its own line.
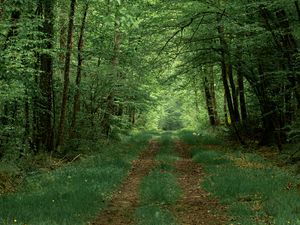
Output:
[218, 23, 245, 145]
[204, 76, 216, 125]
[227, 65, 240, 122]
[208, 66, 219, 124]
[224, 93, 229, 126]
[33, 0, 55, 152]
[295, 1, 300, 22]
[57, 0, 76, 149]
[237, 64, 247, 122]
[69, 2, 88, 138]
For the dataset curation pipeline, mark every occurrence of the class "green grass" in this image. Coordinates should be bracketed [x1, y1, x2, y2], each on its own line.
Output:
[191, 145, 300, 225]
[0, 132, 152, 225]
[178, 130, 223, 146]
[192, 147, 231, 166]
[155, 132, 179, 169]
[135, 133, 181, 225]
[139, 169, 182, 205]
[135, 205, 178, 225]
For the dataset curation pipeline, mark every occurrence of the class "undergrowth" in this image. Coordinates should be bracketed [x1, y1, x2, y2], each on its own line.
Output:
[0, 132, 153, 225]
[182, 130, 300, 225]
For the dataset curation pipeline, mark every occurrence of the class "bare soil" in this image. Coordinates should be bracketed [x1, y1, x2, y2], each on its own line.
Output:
[90, 140, 160, 225]
[172, 141, 228, 225]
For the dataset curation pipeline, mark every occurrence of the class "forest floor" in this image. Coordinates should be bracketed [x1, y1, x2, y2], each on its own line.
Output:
[90, 135, 228, 225]
[0, 131, 299, 225]
[90, 140, 161, 224]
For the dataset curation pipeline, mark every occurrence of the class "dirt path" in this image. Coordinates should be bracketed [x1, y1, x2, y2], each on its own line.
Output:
[172, 141, 228, 225]
[90, 140, 160, 225]
[90, 139, 228, 225]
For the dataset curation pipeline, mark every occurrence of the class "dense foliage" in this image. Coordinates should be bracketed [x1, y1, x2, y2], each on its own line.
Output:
[1, 0, 300, 159]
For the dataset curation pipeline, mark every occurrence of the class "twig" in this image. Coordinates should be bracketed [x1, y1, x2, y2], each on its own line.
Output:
[70, 154, 81, 163]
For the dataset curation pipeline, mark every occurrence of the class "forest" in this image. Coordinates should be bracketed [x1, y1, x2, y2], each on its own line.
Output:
[0, 0, 300, 224]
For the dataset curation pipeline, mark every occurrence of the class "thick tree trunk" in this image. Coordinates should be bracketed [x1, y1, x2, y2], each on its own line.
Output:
[70, 3, 88, 138]
[57, 0, 76, 149]
[32, 0, 55, 152]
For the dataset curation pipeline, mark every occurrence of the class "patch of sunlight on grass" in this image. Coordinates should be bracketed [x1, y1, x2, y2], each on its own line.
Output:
[139, 169, 182, 205]
[135, 206, 178, 225]
[0, 132, 153, 225]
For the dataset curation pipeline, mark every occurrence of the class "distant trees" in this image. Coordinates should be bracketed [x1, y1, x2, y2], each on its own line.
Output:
[154, 0, 300, 148]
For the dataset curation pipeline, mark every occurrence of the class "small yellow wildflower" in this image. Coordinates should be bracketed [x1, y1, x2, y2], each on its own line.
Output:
[13, 219, 17, 223]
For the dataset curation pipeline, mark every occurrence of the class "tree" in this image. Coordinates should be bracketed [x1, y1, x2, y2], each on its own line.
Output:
[56, 0, 76, 149]
[69, 2, 89, 139]
[36, 0, 55, 152]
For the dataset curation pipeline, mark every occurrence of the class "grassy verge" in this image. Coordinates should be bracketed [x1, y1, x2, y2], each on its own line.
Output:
[180, 131, 300, 225]
[0, 132, 153, 225]
[135, 133, 181, 225]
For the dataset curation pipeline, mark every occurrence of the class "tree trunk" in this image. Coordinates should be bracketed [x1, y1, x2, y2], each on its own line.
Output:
[227, 65, 240, 122]
[204, 76, 216, 125]
[69, 3, 88, 138]
[224, 93, 229, 126]
[36, 0, 54, 152]
[295, 1, 300, 21]
[208, 66, 219, 124]
[57, 0, 76, 149]
[257, 64, 283, 150]
[218, 24, 245, 145]
[237, 64, 247, 122]
[218, 26, 236, 126]
[192, 76, 201, 121]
